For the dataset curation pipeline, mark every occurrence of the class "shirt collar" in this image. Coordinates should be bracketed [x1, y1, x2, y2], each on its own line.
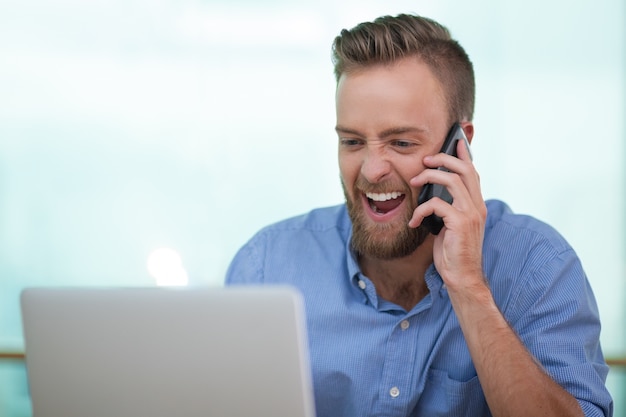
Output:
[344, 228, 448, 310]
[346, 230, 361, 283]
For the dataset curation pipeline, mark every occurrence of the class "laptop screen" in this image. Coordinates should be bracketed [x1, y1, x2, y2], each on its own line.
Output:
[21, 286, 316, 417]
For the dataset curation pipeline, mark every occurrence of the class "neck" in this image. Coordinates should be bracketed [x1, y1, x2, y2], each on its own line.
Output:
[359, 235, 435, 311]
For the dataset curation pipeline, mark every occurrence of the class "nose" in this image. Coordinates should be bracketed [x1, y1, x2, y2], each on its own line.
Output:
[361, 145, 391, 183]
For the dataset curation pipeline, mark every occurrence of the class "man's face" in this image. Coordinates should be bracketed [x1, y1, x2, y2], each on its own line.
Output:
[336, 57, 450, 259]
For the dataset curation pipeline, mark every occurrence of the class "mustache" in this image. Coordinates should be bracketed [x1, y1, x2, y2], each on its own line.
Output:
[354, 176, 410, 195]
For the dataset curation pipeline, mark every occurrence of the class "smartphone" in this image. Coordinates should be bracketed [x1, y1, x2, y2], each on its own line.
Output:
[417, 123, 471, 235]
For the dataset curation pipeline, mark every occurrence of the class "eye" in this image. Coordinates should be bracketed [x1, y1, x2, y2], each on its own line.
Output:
[391, 140, 415, 148]
[339, 137, 364, 147]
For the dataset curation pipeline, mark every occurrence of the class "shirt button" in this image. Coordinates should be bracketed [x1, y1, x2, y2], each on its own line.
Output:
[389, 386, 400, 398]
[400, 320, 410, 330]
[358, 280, 366, 290]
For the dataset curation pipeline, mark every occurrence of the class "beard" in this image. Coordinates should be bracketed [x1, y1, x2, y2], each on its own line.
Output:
[342, 176, 430, 260]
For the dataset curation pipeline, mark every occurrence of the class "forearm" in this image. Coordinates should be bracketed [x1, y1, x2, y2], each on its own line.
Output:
[448, 280, 583, 417]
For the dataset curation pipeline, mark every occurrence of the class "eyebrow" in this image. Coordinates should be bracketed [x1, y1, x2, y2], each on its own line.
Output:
[335, 125, 429, 138]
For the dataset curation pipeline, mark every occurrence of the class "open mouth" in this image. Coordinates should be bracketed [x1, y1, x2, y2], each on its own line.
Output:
[365, 191, 405, 214]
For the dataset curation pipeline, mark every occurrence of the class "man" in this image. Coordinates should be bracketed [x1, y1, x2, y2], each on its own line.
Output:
[225, 14, 613, 417]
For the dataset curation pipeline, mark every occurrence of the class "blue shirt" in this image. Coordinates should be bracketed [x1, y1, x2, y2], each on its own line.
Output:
[225, 200, 613, 417]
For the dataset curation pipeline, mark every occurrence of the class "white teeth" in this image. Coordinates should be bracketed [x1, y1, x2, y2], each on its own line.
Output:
[366, 191, 403, 201]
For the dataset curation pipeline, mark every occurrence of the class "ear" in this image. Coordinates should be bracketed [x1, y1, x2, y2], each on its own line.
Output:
[460, 121, 474, 144]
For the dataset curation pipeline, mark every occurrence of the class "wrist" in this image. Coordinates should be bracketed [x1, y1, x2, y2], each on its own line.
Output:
[446, 276, 504, 330]
[445, 272, 491, 303]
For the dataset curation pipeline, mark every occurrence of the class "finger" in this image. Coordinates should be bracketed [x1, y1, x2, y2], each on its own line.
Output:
[455, 137, 472, 162]
[409, 195, 453, 228]
[411, 169, 483, 234]
[413, 153, 483, 211]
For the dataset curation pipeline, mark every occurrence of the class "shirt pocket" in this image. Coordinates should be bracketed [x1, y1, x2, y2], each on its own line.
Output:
[411, 368, 491, 417]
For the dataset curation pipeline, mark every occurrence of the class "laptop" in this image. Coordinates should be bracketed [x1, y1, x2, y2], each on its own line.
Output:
[20, 286, 316, 417]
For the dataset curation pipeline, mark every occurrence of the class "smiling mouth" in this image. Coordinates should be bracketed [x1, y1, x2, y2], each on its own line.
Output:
[365, 191, 405, 214]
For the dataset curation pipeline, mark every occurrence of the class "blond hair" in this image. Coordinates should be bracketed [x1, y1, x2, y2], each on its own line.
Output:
[332, 14, 475, 123]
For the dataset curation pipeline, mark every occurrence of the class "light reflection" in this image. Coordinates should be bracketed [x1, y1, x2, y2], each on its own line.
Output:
[146, 247, 189, 286]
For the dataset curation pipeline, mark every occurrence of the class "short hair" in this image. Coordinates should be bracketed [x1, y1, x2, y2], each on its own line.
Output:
[332, 14, 475, 123]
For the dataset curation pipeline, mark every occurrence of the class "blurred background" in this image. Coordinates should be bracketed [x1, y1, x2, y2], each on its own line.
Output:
[0, 0, 624, 415]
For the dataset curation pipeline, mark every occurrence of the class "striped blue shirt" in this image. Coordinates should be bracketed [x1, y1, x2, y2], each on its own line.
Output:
[225, 199, 612, 417]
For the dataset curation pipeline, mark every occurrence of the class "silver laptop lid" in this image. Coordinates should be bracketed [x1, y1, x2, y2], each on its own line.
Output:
[21, 286, 316, 417]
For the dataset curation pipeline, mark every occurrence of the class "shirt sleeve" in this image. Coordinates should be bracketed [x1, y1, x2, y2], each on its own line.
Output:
[504, 246, 613, 417]
[224, 232, 266, 286]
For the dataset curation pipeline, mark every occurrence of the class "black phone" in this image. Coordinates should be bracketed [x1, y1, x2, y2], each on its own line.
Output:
[416, 123, 471, 235]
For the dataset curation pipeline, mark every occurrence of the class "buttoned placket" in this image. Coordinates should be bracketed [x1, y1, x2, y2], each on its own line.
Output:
[373, 314, 419, 416]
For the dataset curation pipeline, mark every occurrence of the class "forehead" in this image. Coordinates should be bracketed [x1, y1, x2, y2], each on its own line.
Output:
[335, 58, 448, 131]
